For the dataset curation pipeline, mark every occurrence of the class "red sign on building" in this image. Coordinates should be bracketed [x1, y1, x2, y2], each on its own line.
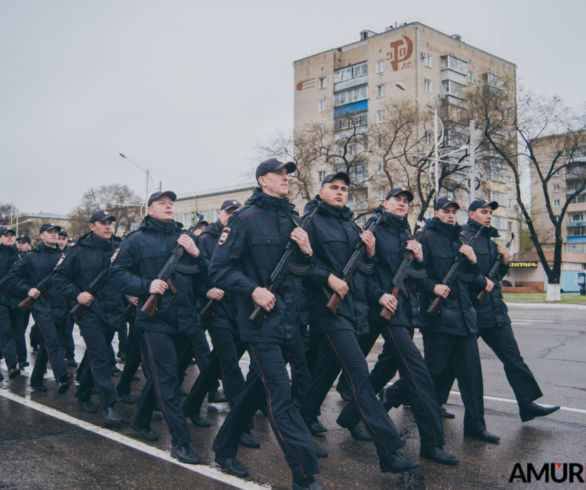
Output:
[386, 36, 413, 71]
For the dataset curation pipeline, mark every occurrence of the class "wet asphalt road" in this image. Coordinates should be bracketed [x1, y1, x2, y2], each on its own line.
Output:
[0, 302, 584, 489]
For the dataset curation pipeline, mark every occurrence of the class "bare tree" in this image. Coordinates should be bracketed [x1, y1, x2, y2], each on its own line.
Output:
[69, 184, 143, 238]
[256, 124, 328, 203]
[470, 83, 586, 300]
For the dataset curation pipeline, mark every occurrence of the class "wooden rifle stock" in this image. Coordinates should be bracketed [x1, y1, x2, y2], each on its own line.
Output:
[477, 233, 515, 303]
[249, 304, 266, 327]
[426, 296, 443, 315]
[71, 302, 85, 320]
[141, 294, 160, 317]
[326, 292, 341, 315]
[379, 289, 399, 322]
[18, 296, 33, 312]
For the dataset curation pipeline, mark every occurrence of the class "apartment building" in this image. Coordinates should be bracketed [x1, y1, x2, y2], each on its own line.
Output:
[293, 21, 518, 239]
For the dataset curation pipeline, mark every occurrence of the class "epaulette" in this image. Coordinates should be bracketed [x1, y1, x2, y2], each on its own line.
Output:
[126, 230, 145, 241]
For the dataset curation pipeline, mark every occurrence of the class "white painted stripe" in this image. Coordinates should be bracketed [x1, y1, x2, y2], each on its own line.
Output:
[448, 390, 586, 415]
[0, 389, 269, 490]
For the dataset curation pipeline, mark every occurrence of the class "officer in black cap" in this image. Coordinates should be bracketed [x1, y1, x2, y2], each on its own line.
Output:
[0, 227, 21, 380]
[418, 197, 500, 443]
[16, 235, 32, 255]
[182, 198, 260, 448]
[57, 229, 69, 251]
[3, 223, 69, 393]
[111, 190, 202, 463]
[209, 159, 321, 488]
[455, 199, 559, 422]
[336, 187, 459, 466]
[298, 175, 418, 475]
[54, 210, 126, 427]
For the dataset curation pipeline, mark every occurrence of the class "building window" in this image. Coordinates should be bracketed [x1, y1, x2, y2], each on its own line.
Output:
[377, 84, 385, 97]
[376, 109, 386, 123]
[425, 132, 432, 146]
[318, 171, 326, 181]
[422, 52, 432, 68]
[424, 79, 432, 93]
[441, 55, 469, 75]
[553, 183, 560, 192]
[553, 199, 560, 208]
[333, 85, 368, 106]
[376, 60, 385, 74]
[334, 62, 367, 84]
[318, 99, 326, 112]
[319, 123, 326, 133]
[318, 77, 326, 89]
[468, 71, 474, 83]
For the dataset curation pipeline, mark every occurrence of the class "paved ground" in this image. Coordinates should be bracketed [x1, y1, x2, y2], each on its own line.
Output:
[0, 302, 584, 489]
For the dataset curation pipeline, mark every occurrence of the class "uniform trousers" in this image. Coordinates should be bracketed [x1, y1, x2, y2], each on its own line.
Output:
[30, 310, 68, 386]
[213, 335, 319, 482]
[338, 321, 445, 449]
[437, 324, 543, 409]
[299, 316, 404, 462]
[183, 316, 248, 416]
[422, 331, 486, 432]
[117, 319, 144, 396]
[0, 305, 18, 369]
[132, 329, 192, 446]
[76, 315, 118, 408]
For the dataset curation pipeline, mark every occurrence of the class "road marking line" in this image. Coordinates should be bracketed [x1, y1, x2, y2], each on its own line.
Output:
[449, 390, 586, 415]
[0, 389, 268, 490]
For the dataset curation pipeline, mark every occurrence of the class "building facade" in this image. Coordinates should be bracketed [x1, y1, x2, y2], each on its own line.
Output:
[174, 183, 257, 227]
[293, 22, 518, 240]
[530, 131, 586, 254]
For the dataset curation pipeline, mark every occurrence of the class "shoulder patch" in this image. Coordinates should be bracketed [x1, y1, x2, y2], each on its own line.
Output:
[218, 227, 231, 246]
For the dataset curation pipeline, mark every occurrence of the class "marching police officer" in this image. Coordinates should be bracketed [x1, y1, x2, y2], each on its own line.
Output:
[462, 199, 560, 422]
[0, 227, 21, 380]
[182, 199, 261, 448]
[418, 197, 499, 443]
[299, 174, 417, 474]
[4, 223, 69, 393]
[54, 210, 126, 427]
[111, 191, 202, 464]
[336, 187, 459, 465]
[209, 159, 320, 489]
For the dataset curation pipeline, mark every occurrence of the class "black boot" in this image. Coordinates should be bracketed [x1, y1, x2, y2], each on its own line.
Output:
[519, 402, 560, 422]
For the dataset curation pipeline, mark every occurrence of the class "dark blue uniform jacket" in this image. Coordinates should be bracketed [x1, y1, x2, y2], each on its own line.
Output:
[110, 216, 201, 336]
[208, 188, 309, 344]
[3, 243, 65, 316]
[303, 196, 370, 335]
[419, 217, 485, 336]
[367, 212, 423, 329]
[462, 219, 511, 330]
[0, 244, 20, 308]
[54, 232, 126, 330]
[196, 220, 237, 322]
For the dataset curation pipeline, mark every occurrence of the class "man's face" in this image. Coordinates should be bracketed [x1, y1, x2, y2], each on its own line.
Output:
[469, 206, 493, 227]
[218, 209, 234, 226]
[89, 219, 114, 240]
[58, 235, 68, 250]
[148, 196, 175, 221]
[383, 194, 410, 218]
[17, 241, 31, 252]
[435, 205, 459, 225]
[319, 179, 349, 208]
[41, 229, 59, 247]
[258, 168, 289, 198]
[0, 232, 16, 247]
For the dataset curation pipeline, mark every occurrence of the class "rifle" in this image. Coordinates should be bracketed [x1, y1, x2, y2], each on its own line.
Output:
[426, 226, 484, 315]
[141, 214, 204, 317]
[18, 253, 66, 312]
[70, 248, 120, 320]
[325, 208, 384, 315]
[249, 206, 319, 327]
[477, 233, 514, 303]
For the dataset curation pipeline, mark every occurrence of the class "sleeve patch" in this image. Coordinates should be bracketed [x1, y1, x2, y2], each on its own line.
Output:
[218, 227, 231, 246]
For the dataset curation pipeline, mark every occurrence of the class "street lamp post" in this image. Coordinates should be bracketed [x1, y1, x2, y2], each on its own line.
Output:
[119, 153, 150, 216]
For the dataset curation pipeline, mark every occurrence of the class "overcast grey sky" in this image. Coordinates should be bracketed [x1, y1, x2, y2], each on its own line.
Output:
[1, 0, 584, 215]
